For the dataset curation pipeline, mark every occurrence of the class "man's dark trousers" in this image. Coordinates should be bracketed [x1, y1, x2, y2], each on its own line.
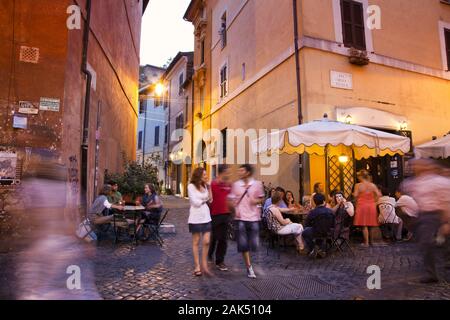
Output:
[208, 214, 229, 265]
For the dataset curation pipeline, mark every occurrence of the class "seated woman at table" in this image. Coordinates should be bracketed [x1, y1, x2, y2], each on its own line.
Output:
[141, 183, 163, 225]
[267, 191, 305, 253]
[88, 185, 124, 225]
[285, 190, 303, 210]
[331, 191, 354, 240]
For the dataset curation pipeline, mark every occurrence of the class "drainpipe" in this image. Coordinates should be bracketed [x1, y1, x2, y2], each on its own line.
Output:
[293, 0, 304, 201]
[191, 79, 195, 171]
[81, 0, 92, 204]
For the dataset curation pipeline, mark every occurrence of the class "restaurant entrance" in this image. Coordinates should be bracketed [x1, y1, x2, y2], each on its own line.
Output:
[355, 154, 403, 195]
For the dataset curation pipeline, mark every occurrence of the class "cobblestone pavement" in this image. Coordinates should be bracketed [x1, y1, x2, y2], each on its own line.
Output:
[94, 196, 450, 300]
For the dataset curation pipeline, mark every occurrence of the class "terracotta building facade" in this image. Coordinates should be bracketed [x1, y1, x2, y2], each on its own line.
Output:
[184, 0, 450, 199]
[0, 0, 149, 209]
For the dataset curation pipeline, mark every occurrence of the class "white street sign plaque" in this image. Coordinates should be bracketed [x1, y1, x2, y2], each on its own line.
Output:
[39, 97, 60, 112]
[330, 71, 353, 90]
[18, 101, 39, 115]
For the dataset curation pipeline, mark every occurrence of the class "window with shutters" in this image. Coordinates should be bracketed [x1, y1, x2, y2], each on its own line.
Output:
[164, 124, 168, 144]
[201, 39, 205, 64]
[179, 73, 184, 95]
[220, 63, 228, 98]
[445, 29, 450, 70]
[220, 12, 227, 49]
[221, 128, 227, 159]
[341, 0, 366, 50]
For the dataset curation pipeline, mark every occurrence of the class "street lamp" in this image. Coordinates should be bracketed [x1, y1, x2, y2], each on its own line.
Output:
[141, 82, 166, 166]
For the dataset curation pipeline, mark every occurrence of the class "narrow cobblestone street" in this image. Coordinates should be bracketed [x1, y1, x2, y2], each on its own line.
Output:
[0, 194, 449, 300]
[93, 196, 450, 300]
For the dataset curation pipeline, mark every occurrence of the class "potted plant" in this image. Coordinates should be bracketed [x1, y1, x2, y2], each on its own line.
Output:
[348, 47, 369, 66]
[105, 158, 160, 204]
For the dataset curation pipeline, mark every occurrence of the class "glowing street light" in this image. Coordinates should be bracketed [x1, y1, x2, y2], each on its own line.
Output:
[154, 82, 165, 97]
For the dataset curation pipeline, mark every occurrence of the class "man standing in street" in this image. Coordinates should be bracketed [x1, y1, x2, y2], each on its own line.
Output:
[402, 159, 450, 283]
[208, 164, 232, 271]
[229, 164, 265, 278]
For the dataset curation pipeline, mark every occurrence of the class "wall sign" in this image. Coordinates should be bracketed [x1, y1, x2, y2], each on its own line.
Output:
[330, 71, 353, 90]
[18, 101, 39, 115]
[13, 115, 27, 129]
[39, 97, 60, 112]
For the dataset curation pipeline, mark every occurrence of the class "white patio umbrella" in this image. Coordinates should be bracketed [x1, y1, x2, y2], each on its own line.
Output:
[414, 135, 450, 159]
[251, 115, 411, 159]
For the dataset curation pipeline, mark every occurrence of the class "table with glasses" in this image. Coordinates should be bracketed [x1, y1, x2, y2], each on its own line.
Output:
[112, 205, 145, 244]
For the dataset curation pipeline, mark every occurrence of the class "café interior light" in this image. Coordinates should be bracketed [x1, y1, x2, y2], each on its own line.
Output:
[338, 154, 349, 164]
[345, 115, 352, 124]
[400, 121, 408, 131]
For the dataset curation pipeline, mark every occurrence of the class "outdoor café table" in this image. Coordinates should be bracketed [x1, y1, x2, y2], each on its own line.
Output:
[112, 205, 145, 244]
[283, 210, 308, 224]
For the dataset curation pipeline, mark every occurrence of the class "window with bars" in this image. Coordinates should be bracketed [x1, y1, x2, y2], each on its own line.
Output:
[220, 64, 228, 98]
[341, 0, 366, 50]
[445, 28, 450, 70]
[154, 126, 160, 146]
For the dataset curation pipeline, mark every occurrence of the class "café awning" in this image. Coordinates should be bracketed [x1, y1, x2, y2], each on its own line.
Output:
[415, 135, 450, 159]
[251, 115, 411, 160]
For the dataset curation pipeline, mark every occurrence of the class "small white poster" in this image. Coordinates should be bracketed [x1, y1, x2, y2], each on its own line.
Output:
[0, 152, 17, 180]
[13, 115, 27, 129]
[39, 97, 60, 112]
[330, 71, 353, 90]
[18, 101, 39, 115]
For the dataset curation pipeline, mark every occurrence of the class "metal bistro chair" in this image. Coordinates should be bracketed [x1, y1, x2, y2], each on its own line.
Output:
[331, 212, 355, 256]
[311, 214, 335, 259]
[139, 209, 169, 246]
[377, 203, 399, 241]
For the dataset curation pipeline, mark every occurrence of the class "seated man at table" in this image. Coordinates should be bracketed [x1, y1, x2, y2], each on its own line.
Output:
[302, 193, 335, 257]
[141, 183, 163, 225]
[107, 180, 123, 205]
[88, 185, 124, 225]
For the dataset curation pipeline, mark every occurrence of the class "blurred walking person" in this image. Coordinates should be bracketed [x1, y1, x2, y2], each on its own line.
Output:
[188, 167, 212, 277]
[207, 164, 232, 271]
[229, 164, 265, 278]
[402, 159, 450, 283]
[353, 170, 381, 247]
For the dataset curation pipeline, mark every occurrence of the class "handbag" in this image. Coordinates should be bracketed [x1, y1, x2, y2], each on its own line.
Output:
[76, 218, 97, 243]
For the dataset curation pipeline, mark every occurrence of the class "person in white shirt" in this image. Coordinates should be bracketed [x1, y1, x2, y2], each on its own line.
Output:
[188, 167, 212, 277]
[395, 189, 419, 240]
[377, 187, 403, 241]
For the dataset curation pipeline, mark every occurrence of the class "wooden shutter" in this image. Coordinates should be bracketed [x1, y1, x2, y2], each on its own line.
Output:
[341, 0, 366, 50]
[445, 29, 450, 70]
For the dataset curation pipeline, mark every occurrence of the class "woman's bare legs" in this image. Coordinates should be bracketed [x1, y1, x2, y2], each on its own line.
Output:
[201, 232, 212, 275]
[362, 227, 369, 246]
[192, 233, 201, 273]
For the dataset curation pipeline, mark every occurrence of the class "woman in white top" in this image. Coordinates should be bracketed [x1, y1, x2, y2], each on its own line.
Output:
[188, 167, 212, 277]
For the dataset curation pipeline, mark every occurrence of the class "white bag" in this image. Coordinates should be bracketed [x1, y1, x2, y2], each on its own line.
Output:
[76, 219, 97, 242]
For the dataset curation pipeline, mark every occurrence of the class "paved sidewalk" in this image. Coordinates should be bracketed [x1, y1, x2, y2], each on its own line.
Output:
[94, 196, 450, 300]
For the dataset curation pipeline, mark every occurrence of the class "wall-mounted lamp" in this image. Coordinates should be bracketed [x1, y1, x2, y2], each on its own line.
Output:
[345, 115, 352, 124]
[338, 154, 349, 164]
[399, 121, 408, 131]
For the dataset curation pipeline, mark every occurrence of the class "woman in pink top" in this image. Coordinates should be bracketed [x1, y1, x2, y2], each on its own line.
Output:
[353, 170, 381, 247]
[230, 164, 265, 279]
